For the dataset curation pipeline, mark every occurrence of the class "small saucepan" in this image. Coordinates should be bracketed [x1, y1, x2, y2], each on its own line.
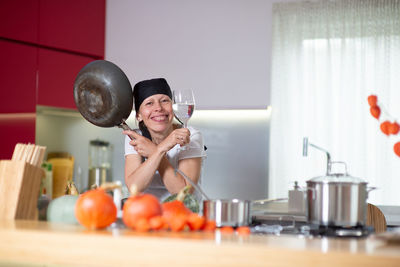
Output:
[121, 171, 284, 227]
[176, 169, 286, 227]
[203, 198, 287, 227]
[203, 199, 251, 227]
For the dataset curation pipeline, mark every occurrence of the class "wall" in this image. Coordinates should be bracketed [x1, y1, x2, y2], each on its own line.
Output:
[105, 0, 273, 109]
[36, 108, 270, 200]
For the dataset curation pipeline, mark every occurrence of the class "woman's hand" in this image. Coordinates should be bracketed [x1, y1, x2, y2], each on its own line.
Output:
[124, 130, 157, 158]
[158, 128, 191, 153]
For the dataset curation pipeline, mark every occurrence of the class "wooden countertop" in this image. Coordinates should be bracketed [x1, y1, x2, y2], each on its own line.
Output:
[0, 220, 399, 267]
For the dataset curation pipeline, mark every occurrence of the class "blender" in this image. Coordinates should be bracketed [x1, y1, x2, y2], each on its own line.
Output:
[88, 139, 112, 189]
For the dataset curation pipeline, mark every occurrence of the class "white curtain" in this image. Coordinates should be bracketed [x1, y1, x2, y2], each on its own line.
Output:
[269, 0, 400, 205]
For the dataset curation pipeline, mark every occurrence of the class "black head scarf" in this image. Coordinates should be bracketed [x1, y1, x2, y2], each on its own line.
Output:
[133, 78, 172, 139]
[133, 78, 172, 112]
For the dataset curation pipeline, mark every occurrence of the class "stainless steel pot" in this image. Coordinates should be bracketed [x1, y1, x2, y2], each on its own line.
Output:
[303, 138, 376, 227]
[202, 198, 286, 227]
[306, 161, 375, 227]
[203, 199, 251, 227]
[176, 169, 252, 227]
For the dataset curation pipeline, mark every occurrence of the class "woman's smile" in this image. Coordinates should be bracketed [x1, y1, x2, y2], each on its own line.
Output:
[151, 114, 169, 122]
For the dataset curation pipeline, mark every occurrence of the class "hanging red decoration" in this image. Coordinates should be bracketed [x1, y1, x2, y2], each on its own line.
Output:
[368, 95, 378, 106]
[370, 106, 381, 119]
[380, 121, 391, 136]
[394, 142, 400, 157]
[367, 94, 400, 157]
[389, 122, 400, 135]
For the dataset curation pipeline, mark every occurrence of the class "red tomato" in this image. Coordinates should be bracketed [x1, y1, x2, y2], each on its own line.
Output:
[219, 226, 235, 233]
[123, 193, 162, 230]
[236, 226, 251, 235]
[187, 213, 206, 231]
[135, 218, 151, 232]
[202, 220, 217, 232]
[149, 216, 165, 231]
[75, 188, 117, 230]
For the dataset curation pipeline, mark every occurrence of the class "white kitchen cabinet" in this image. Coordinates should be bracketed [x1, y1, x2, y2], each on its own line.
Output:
[105, 0, 272, 109]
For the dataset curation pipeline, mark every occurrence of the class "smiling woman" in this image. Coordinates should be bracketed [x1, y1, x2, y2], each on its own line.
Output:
[123, 78, 207, 202]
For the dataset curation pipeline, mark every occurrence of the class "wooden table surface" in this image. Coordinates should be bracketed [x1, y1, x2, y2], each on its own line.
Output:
[0, 220, 399, 267]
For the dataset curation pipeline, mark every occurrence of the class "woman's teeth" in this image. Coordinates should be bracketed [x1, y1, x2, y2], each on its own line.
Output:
[152, 115, 167, 122]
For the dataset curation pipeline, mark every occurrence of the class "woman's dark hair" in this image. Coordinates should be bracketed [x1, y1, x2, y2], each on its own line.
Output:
[138, 121, 152, 140]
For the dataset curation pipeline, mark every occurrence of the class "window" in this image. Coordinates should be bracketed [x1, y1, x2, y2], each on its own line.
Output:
[269, 0, 400, 205]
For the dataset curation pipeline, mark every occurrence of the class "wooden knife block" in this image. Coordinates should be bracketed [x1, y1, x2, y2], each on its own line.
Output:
[0, 160, 43, 220]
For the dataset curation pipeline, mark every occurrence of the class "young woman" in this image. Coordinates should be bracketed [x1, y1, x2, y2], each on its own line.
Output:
[123, 78, 206, 200]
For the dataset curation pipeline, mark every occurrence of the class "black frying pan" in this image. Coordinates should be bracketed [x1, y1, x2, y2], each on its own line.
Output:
[73, 60, 134, 131]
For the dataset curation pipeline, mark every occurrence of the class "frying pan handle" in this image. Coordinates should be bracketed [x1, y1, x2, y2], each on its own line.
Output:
[118, 120, 135, 140]
[118, 120, 133, 131]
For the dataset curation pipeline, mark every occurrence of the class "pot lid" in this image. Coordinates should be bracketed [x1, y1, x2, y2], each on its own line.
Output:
[307, 161, 367, 184]
[307, 174, 367, 184]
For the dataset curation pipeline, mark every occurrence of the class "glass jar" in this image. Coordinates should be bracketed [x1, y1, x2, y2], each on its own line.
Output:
[88, 139, 112, 188]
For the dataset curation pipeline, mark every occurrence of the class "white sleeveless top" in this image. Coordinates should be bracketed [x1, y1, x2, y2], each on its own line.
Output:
[124, 126, 207, 201]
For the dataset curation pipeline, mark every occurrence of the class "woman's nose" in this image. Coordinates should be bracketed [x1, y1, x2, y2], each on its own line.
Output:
[153, 101, 162, 111]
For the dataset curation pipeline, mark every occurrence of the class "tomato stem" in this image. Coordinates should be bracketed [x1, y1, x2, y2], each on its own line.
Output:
[177, 185, 191, 202]
[100, 182, 122, 192]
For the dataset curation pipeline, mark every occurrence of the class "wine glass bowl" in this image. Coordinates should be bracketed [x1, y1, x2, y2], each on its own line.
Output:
[172, 89, 195, 128]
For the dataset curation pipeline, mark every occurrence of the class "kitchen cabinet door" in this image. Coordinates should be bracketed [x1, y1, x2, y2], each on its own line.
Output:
[39, 0, 105, 57]
[0, 114, 35, 160]
[37, 48, 94, 110]
[0, 40, 37, 113]
[0, 0, 39, 43]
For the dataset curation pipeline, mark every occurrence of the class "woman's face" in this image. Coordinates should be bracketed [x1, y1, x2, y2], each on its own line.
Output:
[137, 94, 174, 134]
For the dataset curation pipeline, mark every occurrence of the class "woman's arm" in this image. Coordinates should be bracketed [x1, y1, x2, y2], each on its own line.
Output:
[124, 128, 191, 193]
[155, 128, 202, 194]
[124, 149, 166, 193]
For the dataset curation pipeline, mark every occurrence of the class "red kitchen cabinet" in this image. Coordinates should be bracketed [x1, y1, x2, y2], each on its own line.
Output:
[0, 40, 37, 113]
[0, 0, 105, 159]
[0, 114, 36, 160]
[0, 0, 39, 44]
[37, 48, 94, 109]
[39, 0, 105, 57]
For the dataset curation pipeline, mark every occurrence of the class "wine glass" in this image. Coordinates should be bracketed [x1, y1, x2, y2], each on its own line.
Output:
[172, 89, 195, 151]
[172, 89, 195, 128]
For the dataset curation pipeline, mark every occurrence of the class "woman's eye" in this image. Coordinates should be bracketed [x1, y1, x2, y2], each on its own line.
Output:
[145, 102, 152, 106]
[162, 99, 170, 103]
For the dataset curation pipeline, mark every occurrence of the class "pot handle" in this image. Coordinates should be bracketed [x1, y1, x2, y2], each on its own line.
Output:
[367, 186, 377, 193]
[252, 197, 288, 204]
[327, 161, 348, 176]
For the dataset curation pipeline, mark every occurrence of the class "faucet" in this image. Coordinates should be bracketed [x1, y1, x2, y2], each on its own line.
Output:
[303, 137, 331, 175]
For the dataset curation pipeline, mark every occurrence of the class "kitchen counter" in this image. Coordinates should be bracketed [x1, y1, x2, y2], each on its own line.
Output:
[0, 220, 399, 267]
